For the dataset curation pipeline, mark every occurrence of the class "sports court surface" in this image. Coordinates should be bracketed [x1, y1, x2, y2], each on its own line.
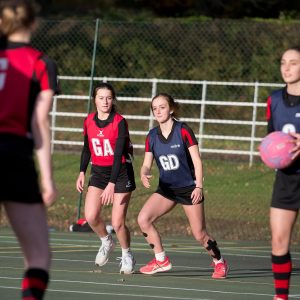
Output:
[0, 228, 299, 300]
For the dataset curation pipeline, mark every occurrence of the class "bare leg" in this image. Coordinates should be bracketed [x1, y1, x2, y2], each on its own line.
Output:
[270, 207, 298, 255]
[183, 203, 218, 257]
[4, 202, 50, 270]
[84, 186, 107, 237]
[137, 193, 176, 253]
[111, 192, 131, 249]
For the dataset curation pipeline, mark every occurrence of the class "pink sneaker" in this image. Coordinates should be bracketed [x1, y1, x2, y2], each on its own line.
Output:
[139, 257, 172, 275]
[212, 260, 229, 279]
[274, 297, 286, 300]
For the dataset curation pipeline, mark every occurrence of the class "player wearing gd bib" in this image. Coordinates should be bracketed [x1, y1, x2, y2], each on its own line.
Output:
[138, 93, 229, 278]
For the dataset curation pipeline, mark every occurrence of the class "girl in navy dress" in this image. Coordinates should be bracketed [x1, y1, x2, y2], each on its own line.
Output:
[266, 46, 300, 300]
[137, 93, 228, 278]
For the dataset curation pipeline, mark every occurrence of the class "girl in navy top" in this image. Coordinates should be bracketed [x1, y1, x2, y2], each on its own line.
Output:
[267, 46, 300, 300]
[138, 93, 229, 278]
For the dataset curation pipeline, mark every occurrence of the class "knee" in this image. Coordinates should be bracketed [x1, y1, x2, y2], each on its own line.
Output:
[111, 220, 125, 233]
[85, 212, 100, 227]
[137, 212, 151, 229]
[272, 234, 289, 252]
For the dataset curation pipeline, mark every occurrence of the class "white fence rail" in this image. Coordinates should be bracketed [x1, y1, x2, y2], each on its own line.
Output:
[50, 76, 285, 165]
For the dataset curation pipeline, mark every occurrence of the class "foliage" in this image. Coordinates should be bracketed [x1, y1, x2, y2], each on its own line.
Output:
[31, 19, 300, 87]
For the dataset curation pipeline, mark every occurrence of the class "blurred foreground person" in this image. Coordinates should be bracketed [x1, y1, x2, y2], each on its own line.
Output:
[0, 1, 58, 299]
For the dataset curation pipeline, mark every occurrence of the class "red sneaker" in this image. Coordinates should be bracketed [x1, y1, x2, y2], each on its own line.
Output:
[273, 297, 286, 300]
[212, 260, 229, 279]
[139, 257, 172, 275]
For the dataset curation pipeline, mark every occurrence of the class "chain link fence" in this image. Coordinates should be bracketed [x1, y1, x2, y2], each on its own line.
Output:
[24, 19, 300, 240]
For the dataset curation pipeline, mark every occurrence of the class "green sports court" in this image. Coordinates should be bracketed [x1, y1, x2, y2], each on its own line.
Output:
[0, 228, 299, 300]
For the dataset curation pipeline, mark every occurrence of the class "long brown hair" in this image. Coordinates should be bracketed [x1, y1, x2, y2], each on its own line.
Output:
[92, 82, 117, 113]
[151, 93, 180, 119]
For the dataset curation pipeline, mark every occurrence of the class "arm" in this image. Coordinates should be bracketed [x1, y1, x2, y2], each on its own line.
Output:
[100, 119, 127, 205]
[31, 89, 57, 207]
[140, 152, 154, 188]
[188, 145, 204, 204]
[76, 134, 91, 192]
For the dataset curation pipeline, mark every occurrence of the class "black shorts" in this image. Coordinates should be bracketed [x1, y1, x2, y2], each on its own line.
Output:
[89, 163, 136, 193]
[0, 154, 42, 203]
[271, 169, 300, 210]
[155, 185, 204, 205]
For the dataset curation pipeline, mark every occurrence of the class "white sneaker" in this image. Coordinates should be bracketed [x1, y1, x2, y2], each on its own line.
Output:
[119, 252, 136, 274]
[95, 235, 116, 266]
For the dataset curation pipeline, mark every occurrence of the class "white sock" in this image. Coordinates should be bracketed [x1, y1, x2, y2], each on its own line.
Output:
[213, 257, 224, 265]
[122, 248, 131, 256]
[155, 251, 166, 262]
[100, 234, 111, 244]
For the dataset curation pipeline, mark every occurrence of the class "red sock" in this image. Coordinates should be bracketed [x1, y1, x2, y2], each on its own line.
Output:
[272, 252, 291, 300]
[22, 268, 49, 300]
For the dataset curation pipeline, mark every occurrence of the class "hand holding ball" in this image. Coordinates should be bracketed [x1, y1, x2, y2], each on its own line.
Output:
[259, 131, 295, 169]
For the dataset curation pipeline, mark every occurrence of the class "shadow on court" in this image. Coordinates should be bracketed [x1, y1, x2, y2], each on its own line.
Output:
[0, 229, 299, 300]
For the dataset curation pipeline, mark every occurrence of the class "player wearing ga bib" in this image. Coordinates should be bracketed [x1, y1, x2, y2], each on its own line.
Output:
[83, 112, 131, 166]
[146, 120, 197, 188]
[80, 111, 135, 192]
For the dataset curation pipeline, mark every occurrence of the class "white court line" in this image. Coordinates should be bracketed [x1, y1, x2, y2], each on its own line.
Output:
[0, 286, 212, 300]
[0, 277, 278, 298]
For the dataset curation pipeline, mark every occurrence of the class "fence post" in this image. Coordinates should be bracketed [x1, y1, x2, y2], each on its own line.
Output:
[76, 18, 100, 222]
[87, 18, 100, 114]
[149, 79, 157, 130]
[198, 81, 207, 149]
[249, 81, 259, 167]
[50, 96, 57, 154]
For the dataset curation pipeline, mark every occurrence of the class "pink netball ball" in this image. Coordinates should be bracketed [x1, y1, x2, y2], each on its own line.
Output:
[259, 131, 295, 169]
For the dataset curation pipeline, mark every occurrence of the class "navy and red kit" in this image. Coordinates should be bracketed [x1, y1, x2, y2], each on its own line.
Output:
[80, 111, 136, 192]
[266, 87, 300, 209]
[146, 120, 202, 205]
[0, 39, 58, 203]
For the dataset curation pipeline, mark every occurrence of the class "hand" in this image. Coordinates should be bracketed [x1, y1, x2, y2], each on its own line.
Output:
[191, 187, 203, 205]
[76, 172, 85, 193]
[100, 182, 115, 205]
[289, 132, 300, 160]
[141, 174, 152, 188]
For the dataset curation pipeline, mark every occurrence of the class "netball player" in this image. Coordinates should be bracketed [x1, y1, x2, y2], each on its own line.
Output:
[266, 46, 300, 300]
[76, 82, 136, 274]
[137, 93, 229, 278]
[0, 1, 58, 299]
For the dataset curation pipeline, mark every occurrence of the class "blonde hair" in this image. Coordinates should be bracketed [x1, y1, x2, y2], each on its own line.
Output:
[0, 0, 37, 37]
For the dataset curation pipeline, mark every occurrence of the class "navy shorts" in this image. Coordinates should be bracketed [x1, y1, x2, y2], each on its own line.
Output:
[0, 154, 43, 203]
[271, 169, 300, 210]
[155, 185, 204, 205]
[89, 163, 136, 193]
